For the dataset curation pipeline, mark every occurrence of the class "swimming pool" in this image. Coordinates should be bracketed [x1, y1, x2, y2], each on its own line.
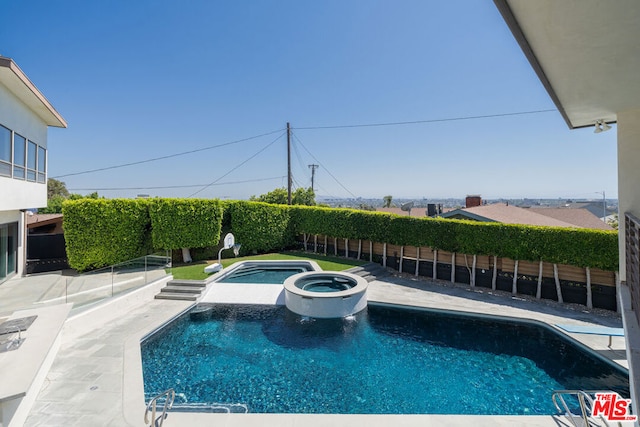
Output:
[141, 303, 629, 415]
[212, 260, 321, 284]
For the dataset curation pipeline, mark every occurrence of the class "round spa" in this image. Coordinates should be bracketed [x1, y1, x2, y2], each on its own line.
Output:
[283, 271, 368, 318]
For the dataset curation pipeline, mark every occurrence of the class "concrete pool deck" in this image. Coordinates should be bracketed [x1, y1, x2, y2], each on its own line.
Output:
[17, 272, 629, 426]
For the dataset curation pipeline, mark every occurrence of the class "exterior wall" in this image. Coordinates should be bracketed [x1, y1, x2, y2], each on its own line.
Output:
[0, 82, 49, 211]
[0, 83, 48, 146]
[617, 109, 640, 282]
[1, 179, 47, 211]
[0, 210, 25, 278]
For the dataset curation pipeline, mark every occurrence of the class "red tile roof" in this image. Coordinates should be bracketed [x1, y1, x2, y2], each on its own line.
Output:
[528, 207, 613, 230]
[460, 204, 575, 227]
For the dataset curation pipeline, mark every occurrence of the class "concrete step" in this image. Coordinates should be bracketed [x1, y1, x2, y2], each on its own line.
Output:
[346, 262, 390, 282]
[154, 293, 198, 301]
[167, 280, 207, 287]
[160, 286, 203, 294]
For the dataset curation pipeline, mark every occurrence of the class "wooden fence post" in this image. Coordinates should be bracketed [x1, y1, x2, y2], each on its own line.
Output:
[469, 255, 476, 287]
[536, 260, 543, 299]
[512, 260, 519, 295]
[492, 256, 497, 290]
[451, 253, 456, 283]
[554, 263, 563, 303]
[433, 250, 438, 279]
[383, 243, 387, 267]
[586, 267, 593, 310]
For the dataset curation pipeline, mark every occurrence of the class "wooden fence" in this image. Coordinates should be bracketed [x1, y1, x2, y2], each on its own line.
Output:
[299, 234, 619, 312]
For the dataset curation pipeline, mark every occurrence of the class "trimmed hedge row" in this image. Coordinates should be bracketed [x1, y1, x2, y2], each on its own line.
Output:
[62, 199, 619, 272]
[62, 199, 150, 272]
[290, 206, 619, 271]
[148, 198, 223, 250]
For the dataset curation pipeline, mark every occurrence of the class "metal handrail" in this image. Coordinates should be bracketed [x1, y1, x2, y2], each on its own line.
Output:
[552, 390, 613, 427]
[144, 389, 175, 427]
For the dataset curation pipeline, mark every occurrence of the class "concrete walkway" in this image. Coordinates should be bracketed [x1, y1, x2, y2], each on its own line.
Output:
[15, 273, 630, 426]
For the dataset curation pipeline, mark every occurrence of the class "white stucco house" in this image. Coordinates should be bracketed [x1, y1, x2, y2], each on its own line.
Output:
[493, 0, 640, 418]
[0, 57, 67, 284]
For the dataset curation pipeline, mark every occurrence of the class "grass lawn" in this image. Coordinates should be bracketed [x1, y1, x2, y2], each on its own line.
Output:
[169, 251, 368, 281]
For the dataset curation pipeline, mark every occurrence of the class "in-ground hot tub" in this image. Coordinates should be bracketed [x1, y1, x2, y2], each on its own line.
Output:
[283, 271, 368, 318]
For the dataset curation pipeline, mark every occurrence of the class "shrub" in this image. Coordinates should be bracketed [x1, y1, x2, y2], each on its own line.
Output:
[225, 201, 295, 254]
[62, 199, 150, 271]
[148, 198, 223, 250]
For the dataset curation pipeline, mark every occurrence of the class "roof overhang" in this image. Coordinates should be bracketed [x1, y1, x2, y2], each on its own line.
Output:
[0, 57, 67, 128]
[494, 0, 640, 129]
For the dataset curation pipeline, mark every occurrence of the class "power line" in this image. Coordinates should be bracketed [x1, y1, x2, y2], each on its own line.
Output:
[52, 128, 284, 178]
[67, 176, 286, 191]
[293, 109, 556, 130]
[291, 137, 311, 185]
[188, 131, 286, 197]
[291, 131, 356, 198]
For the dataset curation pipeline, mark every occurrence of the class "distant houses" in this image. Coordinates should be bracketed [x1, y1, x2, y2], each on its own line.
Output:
[439, 203, 613, 230]
[0, 57, 67, 283]
[376, 195, 613, 230]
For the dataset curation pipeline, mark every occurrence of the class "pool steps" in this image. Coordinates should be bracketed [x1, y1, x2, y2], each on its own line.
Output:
[155, 279, 207, 301]
[345, 263, 390, 282]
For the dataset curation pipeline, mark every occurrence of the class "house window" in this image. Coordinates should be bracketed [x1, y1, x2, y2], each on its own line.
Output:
[27, 140, 37, 181]
[13, 133, 26, 179]
[0, 125, 10, 177]
[37, 145, 46, 183]
[0, 123, 47, 184]
[0, 222, 18, 283]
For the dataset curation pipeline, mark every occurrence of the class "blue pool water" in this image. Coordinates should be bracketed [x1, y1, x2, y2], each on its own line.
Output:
[217, 264, 311, 284]
[141, 304, 629, 415]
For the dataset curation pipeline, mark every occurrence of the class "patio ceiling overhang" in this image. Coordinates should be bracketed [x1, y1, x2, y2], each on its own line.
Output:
[494, 0, 640, 130]
[0, 57, 67, 128]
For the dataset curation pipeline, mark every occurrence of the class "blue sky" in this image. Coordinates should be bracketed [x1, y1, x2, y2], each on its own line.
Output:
[1, 1, 618, 201]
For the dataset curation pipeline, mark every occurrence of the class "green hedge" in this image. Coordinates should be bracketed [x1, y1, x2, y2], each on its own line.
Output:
[62, 199, 150, 272]
[148, 198, 223, 250]
[225, 201, 295, 254]
[290, 207, 619, 271]
[62, 199, 619, 272]
[290, 206, 392, 241]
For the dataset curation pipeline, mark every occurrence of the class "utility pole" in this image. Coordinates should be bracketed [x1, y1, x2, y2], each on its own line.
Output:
[287, 122, 292, 205]
[308, 164, 319, 192]
[596, 190, 606, 221]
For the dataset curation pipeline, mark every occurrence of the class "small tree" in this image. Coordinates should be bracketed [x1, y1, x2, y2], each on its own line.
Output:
[292, 187, 316, 206]
[48, 178, 69, 199]
[250, 187, 316, 206]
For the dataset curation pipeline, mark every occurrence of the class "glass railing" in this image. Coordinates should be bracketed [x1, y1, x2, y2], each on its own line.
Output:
[62, 253, 172, 311]
[0, 252, 173, 317]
